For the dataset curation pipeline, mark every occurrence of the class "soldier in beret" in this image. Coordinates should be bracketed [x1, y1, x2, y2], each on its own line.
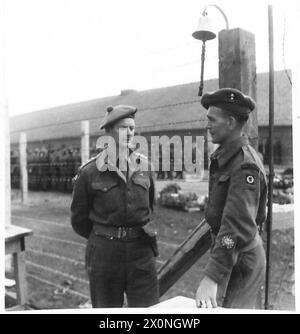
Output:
[195, 88, 267, 309]
[71, 105, 159, 308]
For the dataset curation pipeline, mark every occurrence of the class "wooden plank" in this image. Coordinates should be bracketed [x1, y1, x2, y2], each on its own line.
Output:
[5, 225, 33, 243]
[158, 219, 211, 296]
[5, 240, 23, 255]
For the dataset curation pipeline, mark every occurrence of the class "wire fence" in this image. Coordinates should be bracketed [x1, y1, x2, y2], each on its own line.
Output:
[10, 144, 201, 192]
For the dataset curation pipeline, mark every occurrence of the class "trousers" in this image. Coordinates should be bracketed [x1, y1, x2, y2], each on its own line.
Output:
[216, 235, 266, 309]
[86, 231, 159, 308]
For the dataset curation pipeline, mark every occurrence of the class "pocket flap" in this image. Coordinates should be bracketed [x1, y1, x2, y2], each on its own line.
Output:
[91, 180, 118, 192]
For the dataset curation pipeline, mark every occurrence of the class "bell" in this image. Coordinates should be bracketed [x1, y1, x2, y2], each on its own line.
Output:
[192, 12, 217, 97]
[192, 13, 216, 42]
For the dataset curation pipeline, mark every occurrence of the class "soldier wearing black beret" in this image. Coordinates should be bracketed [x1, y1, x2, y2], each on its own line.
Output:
[195, 88, 267, 309]
[71, 105, 159, 308]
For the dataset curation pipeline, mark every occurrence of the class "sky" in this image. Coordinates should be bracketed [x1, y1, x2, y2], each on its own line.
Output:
[1, 0, 298, 116]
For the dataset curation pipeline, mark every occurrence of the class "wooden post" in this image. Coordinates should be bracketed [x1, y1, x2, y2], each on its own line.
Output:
[19, 132, 28, 204]
[81, 120, 90, 164]
[13, 251, 27, 305]
[219, 28, 258, 149]
[158, 219, 211, 296]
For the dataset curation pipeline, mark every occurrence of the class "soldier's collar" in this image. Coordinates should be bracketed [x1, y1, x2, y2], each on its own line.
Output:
[129, 150, 148, 172]
[96, 146, 114, 171]
[211, 136, 248, 168]
[96, 146, 146, 173]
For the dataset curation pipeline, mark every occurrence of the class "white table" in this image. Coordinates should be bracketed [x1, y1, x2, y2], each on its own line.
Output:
[5, 225, 33, 309]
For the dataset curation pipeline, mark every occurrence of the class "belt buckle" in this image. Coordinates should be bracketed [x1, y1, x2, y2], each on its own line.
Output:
[117, 227, 127, 239]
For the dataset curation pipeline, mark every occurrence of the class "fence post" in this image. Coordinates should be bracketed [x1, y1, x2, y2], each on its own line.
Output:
[219, 28, 258, 149]
[19, 132, 28, 204]
[81, 120, 90, 164]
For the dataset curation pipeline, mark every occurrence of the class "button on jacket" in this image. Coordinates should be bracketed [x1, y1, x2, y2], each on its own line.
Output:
[71, 148, 155, 239]
[204, 136, 267, 285]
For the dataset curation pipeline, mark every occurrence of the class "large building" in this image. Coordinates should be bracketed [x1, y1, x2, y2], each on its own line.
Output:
[10, 70, 293, 168]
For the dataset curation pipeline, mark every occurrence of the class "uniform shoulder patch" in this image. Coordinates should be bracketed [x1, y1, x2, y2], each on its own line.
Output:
[245, 174, 255, 185]
[220, 235, 235, 249]
[241, 162, 259, 186]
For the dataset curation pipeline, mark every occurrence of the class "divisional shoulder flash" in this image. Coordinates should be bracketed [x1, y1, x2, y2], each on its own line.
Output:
[246, 175, 255, 184]
[220, 235, 235, 250]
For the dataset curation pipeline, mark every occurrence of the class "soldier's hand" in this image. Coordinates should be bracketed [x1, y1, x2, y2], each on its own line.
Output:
[195, 276, 218, 308]
[142, 220, 158, 237]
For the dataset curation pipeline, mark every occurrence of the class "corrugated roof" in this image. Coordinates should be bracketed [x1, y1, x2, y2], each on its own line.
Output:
[10, 70, 292, 144]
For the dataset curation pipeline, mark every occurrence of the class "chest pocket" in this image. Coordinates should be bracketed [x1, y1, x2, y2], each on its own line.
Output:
[132, 176, 150, 190]
[91, 180, 118, 192]
[206, 174, 231, 233]
[212, 174, 231, 209]
[217, 174, 230, 194]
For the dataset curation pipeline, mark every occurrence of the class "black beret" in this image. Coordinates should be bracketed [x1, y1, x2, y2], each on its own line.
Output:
[201, 88, 256, 116]
[100, 105, 137, 129]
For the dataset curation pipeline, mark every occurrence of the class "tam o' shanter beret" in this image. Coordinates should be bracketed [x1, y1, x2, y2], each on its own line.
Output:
[100, 105, 138, 129]
[201, 88, 256, 116]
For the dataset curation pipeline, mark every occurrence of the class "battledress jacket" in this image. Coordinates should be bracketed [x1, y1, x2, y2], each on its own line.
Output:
[203, 136, 267, 285]
[70, 148, 155, 239]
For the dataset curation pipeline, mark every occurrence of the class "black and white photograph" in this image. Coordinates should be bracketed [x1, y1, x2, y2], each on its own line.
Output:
[1, 0, 299, 314]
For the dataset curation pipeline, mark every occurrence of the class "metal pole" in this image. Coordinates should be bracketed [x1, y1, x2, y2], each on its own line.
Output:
[265, 4, 274, 310]
[202, 4, 230, 30]
[198, 41, 206, 96]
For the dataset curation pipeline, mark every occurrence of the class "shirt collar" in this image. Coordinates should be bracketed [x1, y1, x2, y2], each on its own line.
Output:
[96, 145, 146, 182]
[211, 136, 248, 169]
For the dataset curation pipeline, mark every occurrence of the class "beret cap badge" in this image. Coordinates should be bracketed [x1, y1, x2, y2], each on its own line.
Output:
[200, 88, 256, 117]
